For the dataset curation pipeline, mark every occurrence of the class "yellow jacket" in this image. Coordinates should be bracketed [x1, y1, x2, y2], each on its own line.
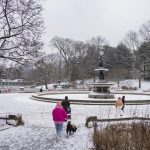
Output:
[115, 99, 123, 108]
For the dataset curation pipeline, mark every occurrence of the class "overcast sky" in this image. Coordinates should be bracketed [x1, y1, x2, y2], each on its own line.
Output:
[41, 0, 150, 53]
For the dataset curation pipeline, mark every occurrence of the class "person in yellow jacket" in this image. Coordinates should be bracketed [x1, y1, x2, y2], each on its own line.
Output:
[115, 97, 123, 116]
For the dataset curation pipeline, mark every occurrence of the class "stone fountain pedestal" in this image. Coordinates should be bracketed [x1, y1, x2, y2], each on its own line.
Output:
[88, 68, 114, 99]
[89, 81, 114, 99]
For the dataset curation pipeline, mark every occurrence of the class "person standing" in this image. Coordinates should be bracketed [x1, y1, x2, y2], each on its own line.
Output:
[52, 101, 68, 139]
[61, 96, 71, 119]
[115, 97, 123, 116]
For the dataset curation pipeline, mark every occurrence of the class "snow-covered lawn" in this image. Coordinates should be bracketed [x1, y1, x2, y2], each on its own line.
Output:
[0, 93, 150, 150]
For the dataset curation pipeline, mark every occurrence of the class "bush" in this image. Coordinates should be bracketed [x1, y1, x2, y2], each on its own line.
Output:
[128, 86, 137, 90]
[121, 86, 137, 90]
[121, 85, 128, 90]
[92, 122, 150, 150]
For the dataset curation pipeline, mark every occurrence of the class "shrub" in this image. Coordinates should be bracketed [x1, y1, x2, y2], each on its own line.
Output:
[121, 85, 128, 90]
[92, 122, 150, 150]
[121, 86, 137, 91]
[128, 87, 137, 90]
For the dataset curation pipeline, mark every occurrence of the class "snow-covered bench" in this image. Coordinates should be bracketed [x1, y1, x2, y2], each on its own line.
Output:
[0, 113, 24, 127]
[7, 114, 24, 126]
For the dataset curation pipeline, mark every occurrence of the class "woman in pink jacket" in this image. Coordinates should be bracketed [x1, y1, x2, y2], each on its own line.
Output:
[52, 101, 68, 138]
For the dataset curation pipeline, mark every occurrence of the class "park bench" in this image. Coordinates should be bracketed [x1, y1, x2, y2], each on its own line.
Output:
[0, 113, 24, 127]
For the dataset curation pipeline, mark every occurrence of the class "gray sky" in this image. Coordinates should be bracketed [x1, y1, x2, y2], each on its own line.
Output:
[41, 0, 150, 53]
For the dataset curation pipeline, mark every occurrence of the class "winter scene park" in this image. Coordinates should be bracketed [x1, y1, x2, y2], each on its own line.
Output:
[1, 0, 150, 150]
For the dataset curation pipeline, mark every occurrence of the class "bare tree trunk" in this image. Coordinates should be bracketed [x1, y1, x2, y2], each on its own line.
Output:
[117, 80, 120, 88]
[44, 76, 48, 90]
[139, 76, 141, 88]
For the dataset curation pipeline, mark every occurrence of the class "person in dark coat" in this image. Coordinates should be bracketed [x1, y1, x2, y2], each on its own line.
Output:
[121, 96, 125, 111]
[39, 87, 43, 92]
[61, 96, 71, 119]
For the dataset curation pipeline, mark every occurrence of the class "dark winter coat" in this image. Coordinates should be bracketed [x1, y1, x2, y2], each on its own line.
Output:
[121, 96, 125, 110]
[122, 97, 125, 104]
[61, 99, 70, 113]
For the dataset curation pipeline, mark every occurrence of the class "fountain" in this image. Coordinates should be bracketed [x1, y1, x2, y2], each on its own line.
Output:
[31, 50, 150, 105]
[88, 50, 114, 99]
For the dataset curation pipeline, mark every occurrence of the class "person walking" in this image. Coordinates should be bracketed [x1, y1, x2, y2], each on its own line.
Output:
[121, 96, 125, 111]
[61, 96, 71, 119]
[52, 101, 68, 139]
[115, 97, 123, 116]
[39, 87, 43, 92]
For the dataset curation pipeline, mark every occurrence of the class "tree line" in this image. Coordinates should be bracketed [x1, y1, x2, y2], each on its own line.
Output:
[29, 21, 150, 88]
[0, 1, 150, 88]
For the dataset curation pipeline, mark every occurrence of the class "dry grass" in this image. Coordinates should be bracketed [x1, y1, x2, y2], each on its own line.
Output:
[92, 121, 150, 150]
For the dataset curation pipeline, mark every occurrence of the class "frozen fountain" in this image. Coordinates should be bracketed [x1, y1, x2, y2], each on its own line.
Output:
[88, 50, 114, 99]
[31, 50, 150, 105]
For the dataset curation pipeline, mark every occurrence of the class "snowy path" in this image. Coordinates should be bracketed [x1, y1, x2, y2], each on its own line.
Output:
[0, 120, 91, 150]
[0, 93, 92, 150]
[0, 93, 149, 150]
[9, 125, 89, 150]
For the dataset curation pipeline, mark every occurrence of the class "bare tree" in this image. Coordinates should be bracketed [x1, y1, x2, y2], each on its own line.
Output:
[50, 36, 79, 81]
[4, 64, 23, 79]
[0, 62, 6, 78]
[0, 0, 43, 65]
[139, 20, 150, 42]
[74, 42, 89, 86]
[32, 54, 59, 89]
[88, 36, 109, 68]
[123, 30, 140, 52]
[88, 36, 109, 52]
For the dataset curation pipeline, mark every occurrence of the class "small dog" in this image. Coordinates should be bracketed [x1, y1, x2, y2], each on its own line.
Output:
[66, 121, 77, 138]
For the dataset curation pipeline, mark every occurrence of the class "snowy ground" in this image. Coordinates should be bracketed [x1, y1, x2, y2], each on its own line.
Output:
[0, 93, 150, 150]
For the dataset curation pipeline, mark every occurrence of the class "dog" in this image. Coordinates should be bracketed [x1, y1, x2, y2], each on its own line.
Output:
[66, 121, 77, 138]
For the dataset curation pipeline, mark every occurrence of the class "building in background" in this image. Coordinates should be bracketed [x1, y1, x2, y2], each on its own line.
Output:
[0, 79, 35, 93]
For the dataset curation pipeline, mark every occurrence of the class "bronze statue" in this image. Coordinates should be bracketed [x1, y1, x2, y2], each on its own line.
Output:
[99, 54, 105, 80]
[99, 71, 104, 80]
[99, 57, 103, 67]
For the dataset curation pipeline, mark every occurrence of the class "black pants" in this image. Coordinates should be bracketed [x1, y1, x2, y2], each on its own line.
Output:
[121, 105, 125, 110]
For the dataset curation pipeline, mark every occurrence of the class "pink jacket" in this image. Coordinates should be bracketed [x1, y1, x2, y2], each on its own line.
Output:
[52, 106, 68, 123]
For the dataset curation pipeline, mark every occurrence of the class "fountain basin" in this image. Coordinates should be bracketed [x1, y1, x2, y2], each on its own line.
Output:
[31, 90, 150, 105]
[89, 82, 115, 99]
